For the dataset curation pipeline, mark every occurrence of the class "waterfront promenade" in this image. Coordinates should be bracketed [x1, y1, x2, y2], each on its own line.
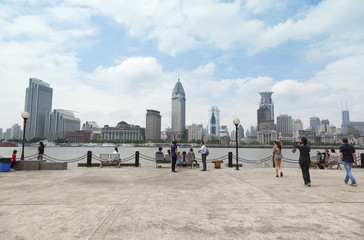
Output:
[0, 166, 363, 240]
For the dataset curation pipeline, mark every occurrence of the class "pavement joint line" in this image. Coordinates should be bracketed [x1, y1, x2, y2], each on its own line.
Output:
[88, 190, 135, 239]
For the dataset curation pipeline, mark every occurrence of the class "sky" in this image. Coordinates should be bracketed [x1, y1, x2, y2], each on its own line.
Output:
[1, 0, 364, 134]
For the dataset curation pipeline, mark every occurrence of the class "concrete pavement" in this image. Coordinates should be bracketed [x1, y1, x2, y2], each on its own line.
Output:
[0, 166, 363, 240]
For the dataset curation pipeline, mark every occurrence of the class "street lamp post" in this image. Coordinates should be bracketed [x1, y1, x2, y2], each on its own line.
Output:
[233, 118, 240, 170]
[21, 112, 30, 160]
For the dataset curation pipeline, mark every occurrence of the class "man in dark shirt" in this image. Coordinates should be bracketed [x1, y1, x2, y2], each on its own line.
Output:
[340, 137, 358, 186]
[171, 141, 177, 173]
[294, 137, 311, 187]
[156, 147, 163, 155]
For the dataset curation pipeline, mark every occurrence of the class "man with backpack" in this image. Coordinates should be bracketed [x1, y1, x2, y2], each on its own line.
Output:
[198, 141, 208, 171]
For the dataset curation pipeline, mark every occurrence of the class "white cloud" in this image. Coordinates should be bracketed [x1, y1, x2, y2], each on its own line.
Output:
[68, 0, 364, 58]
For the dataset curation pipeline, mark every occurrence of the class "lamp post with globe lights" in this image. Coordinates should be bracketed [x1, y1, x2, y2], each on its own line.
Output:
[21, 112, 30, 160]
[233, 118, 240, 170]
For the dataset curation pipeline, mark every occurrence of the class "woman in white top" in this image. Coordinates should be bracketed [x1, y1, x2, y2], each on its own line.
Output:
[112, 147, 120, 161]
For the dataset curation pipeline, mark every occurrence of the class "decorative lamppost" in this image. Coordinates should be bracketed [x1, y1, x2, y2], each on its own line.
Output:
[21, 112, 30, 160]
[233, 118, 240, 170]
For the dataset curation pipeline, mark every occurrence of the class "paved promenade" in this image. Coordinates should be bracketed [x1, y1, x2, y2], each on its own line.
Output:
[0, 166, 363, 240]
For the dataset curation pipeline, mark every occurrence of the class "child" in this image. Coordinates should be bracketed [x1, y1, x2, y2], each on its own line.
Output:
[11, 150, 17, 171]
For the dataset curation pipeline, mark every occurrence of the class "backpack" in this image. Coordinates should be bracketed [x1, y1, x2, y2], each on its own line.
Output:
[205, 148, 209, 156]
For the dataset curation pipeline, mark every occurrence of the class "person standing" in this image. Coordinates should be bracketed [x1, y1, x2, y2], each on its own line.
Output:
[272, 140, 283, 177]
[171, 141, 178, 173]
[11, 150, 17, 172]
[293, 137, 311, 187]
[198, 141, 207, 171]
[340, 137, 358, 186]
[37, 142, 45, 160]
[176, 145, 181, 170]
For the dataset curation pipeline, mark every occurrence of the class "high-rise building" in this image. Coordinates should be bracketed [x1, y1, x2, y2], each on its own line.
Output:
[145, 109, 161, 141]
[4, 128, 11, 140]
[310, 116, 320, 135]
[44, 109, 80, 141]
[294, 119, 303, 132]
[24, 78, 53, 139]
[220, 125, 229, 137]
[257, 91, 274, 131]
[171, 79, 186, 140]
[187, 124, 203, 141]
[238, 124, 244, 141]
[0, 128, 3, 139]
[277, 114, 293, 137]
[319, 119, 330, 133]
[342, 110, 350, 123]
[208, 106, 220, 136]
[250, 126, 256, 136]
[11, 124, 22, 139]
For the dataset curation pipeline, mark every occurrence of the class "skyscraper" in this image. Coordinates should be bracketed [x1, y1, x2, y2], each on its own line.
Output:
[24, 78, 53, 139]
[342, 110, 350, 122]
[277, 114, 293, 137]
[208, 106, 220, 136]
[187, 124, 203, 141]
[145, 109, 161, 141]
[319, 119, 330, 134]
[171, 78, 186, 140]
[238, 124, 244, 140]
[294, 119, 303, 132]
[310, 116, 320, 135]
[44, 109, 80, 141]
[11, 124, 22, 139]
[257, 91, 274, 131]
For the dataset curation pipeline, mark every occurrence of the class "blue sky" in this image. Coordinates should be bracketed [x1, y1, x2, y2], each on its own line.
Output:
[1, 0, 364, 134]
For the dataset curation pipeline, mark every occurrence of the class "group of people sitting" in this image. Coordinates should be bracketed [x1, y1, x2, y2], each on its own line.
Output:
[316, 148, 340, 169]
[155, 146, 196, 165]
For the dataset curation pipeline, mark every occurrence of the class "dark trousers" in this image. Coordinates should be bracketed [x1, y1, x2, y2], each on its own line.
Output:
[201, 154, 207, 170]
[172, 156, 177, 171]
[300, 161, 311, 184]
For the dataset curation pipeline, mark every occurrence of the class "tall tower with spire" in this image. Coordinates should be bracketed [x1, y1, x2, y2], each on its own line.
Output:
[171, 78, 186, 140]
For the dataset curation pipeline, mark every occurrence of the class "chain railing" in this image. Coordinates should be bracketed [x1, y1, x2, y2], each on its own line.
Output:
[9, 150, 362, 168]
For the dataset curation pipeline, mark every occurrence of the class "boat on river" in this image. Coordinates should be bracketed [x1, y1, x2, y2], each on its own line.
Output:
[0, 142, 17, 147]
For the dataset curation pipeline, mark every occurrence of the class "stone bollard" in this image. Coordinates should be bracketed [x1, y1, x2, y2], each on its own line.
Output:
[135, 151, 139, 167]
[228, 152, 233, 167]
[361, 153, 364, 168]
[87, 151, 92, 167]
[182, 151, 186, 163]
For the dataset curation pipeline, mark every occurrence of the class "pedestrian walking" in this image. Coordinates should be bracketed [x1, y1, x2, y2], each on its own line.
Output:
[272, 140, 283, 177]
[293, 137, 311, 187]
[198, 141, 207, 171]
[340, 137, 358, 186]
[171, 141, 178, 173]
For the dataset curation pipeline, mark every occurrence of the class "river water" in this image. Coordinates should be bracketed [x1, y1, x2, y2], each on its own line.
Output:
[2, 146, 361, 168]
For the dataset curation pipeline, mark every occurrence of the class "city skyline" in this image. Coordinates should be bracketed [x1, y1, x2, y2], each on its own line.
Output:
[1, 0, 364, 133]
